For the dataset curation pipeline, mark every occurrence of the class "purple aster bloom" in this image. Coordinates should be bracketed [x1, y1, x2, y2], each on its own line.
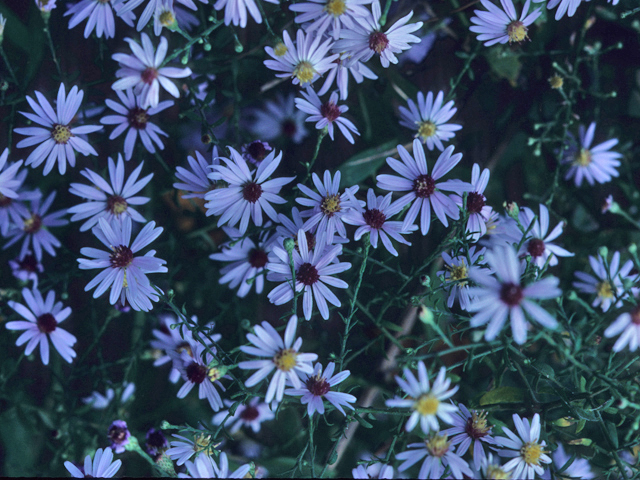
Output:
[108, 420, 131, 454]
[470, 0, 542, 47]
[174, 147, 221, 199]
[495, 413, 551, 480]
[441, 403, 496, 470]
[451, 164, 493, 242]
[6, 287, 76, 365]
[112, 33, 192, 109]
[317, 54, 378, 101]
[82, 382, 136, 409]
[241, 140, 273, 166]
[604, 305, 640, 353]
[78, 216, 168, 312]
[204, 147, 294, 234]
[395, 433, 473, 479]
[238, 315, 318, 405]
[295, 89, 360, 144]
[212, 397, 275, 434]
[398, 91, 462, 152]
[286, 362, 356, 416]
[467, 245, 562, 344]
[36, 0, 57, 12]
[376, 140, 471, 236]
[0, 148, 24, 203]
[14, 84, 103, 175]
[64, 448, 122, 478]
[65, 0, 135, 39]
[333, 0, 423, 68]
[290, 0, 373, 40]
[145, 428, 169, 457]
[573, 250, 636, 312]
[3, 191, 68, 261]
[0, 171, 40, 238]
[542, 442, 595, 480]
[9, 251, 44, 287]
[68, 154, 152, 232]
[352, 463, 394, 479]
[100, 88, 173, 161]
[173, 340, 226, 411]
[266, 229, 351, 320]
[562, 122, 622, 187]
[437, 246, 486, 311]
[184, 451, 252, 478]
[166, 430, 217, 466]
[534, 0, 584, 20]
[343, 189, 416, 256]
[213, 0, 279, 28]
[248, 93, 309, 144]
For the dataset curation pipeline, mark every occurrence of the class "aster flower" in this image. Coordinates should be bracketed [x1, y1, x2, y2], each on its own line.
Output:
[64, 448, 122, 478]
[153, 0, 179, 35]
[204, 147, 294, 234]
[480, 453, 510, 480]
[108, 420, 131, 453]
[296, 170, 360, 246]
[145, 428, 169, 457]
[118, 0, 205, 32]
[173, 340, 226, 411]
[561, 122, 622, 187]
[166, 430, 218, 466]
[82, 382, 136, 409]
[470, 0, 542, 47]
[264, 29, 339, 87]
[6, 287, 76, 365]
[290, 0, 372, 40]
[546, 442, 595, 480]
[437, 246, 486, 311]
[0, 148, 24, 204]
[573, 250, 636, 312]
[174, 147, 221, 199]
[210, 227, 274, 298]
[496, 413, 551, 480]
[451, 164, 493, 242]
[9, 252, 44, 287]
[184, 451, 251, 478]
[112, 33, 192, 109]
[333, 0, 423, 68]
[396, 433, 473, 479]
[241, 140, 273, 166]
[534, 0, 584, 20]
[0, 170, 39, 238]
[286, 362, 356, 416]
[377, 140, 470, 235]
[65, 0, 135, 39]
[36, 0, 57, 12]
[214, 0, 278, 28]
[604, 304, 640, 353]
[100, 88, 173, 161]
[78, 216, 168, 312]
[212, 397, 275, 434]
[441, 403, 496, 470]
[317, 55, 378, 101]
[342, 189, 415, 256]
[3, 191, 68, 262]
[385, 363, 458, 434]
[468, 245, 562, 344]
[352, 463, 394, 479]
[398, 91, 462, 152]
[295, 89, 360, 144]
[266, 229, 351, 320]
[68, 154, 152, 232]
[249, 93, 309, 144]
[515, 204, 573, 269]
[14, 84, 102, 175]
[238, 315, 318, 405]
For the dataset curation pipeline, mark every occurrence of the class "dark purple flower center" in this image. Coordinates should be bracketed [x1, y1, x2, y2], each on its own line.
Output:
[108, 425, 128, 443]
[186, 362, 207, 384]
[37, 313, 57, 333]
[128, 106, 149, 130]
[282, 120, 297, 138]
[466, 192, 486, 214]
[500, 282, 523, 306]
[240, 405, 260, 421]
[23, 214, 42, 234]
[248, 248, 268, 268]
[363, 208, 386, 229]
[145, 428, 168, 455]
[110, 245, 134, 268]
[141, 67, 158, 85]
[320, 102, 341, 122]
[107, 195, 128, 215]
[19, 254, 39, 273]
[368, 31, 389, 54]
[464, 410, 490, 439]
[294, 231, 316, 253]
[413, 174, 435, 199]
[246, 141, 269, 162]
[0, 193, 12, 208]
[242, 182, 263, 203]
[527, 238, 545, 258]
[296, 262, 320, 286]
[306, 374, 331, 396]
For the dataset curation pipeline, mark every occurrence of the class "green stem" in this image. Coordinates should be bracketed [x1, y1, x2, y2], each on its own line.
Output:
[0, 46, 18, 85]
[43, 21, 63, 79]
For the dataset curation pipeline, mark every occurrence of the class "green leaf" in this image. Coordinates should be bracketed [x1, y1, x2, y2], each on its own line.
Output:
[339, 140, 399, 187]
[485, 48, 522, 86]
[576, 418, 587, 434]
[573, 406, 597, 422]
[479, 387, 525, 406]
[606, 421, 619, 448]
[353, 413, 373, 428]
[536, 363, 555, 379]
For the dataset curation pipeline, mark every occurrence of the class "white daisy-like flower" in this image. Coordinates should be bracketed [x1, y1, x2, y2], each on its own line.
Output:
[604, 305, 640, 353]
[451, 163, 493, 242]
[496, 413, 551, 480]
[64, 448, 122, 478]
[317, 54, 378, 101]
[212, 397, 275, 434]
[174, 147, 221, 199]
[285, 362, 356, 416]
[386, 363, 458, 434]
[437, 246, 486, 311]
[184, 451, 251, 478]
[68, 154, 152, 232]
[548, 442, 595, 479]
[100, 88, 173, 161]
[398, 91, 462, 152]
[173, 340, 226, 411]
[65, 0, 135, 39]
[0, 148, 24, 204]
[395, 433, 473, 479]
[35, 0, 57, 12]
[573, 250, 636, 313]
[112, 33, 193, 109]
[238, 314, 318, 405]
[264, 29, 339, 87]
[204, 147, 294, 234]
[82, 382, 136, 409]
[6, 287, 76, 365]
[14, 84, 103, 175]
[249, 93, 309, 144]
[333, 0, 423, 68]
[290, 0, 372, 40]
[352, 463, 394, 479]
[470, 0, 542, 47]
[166, 430, 218, 466]
[9, 251, 44, 288]
[468, 244, 562, 344]
[441, 403, 496, 470]
[533, 0, 584, 21]
[117, 0, 205, 32]
[213, 0, 278, 28]
[295, 89, 360, 144]
[0, 153, 39, 238]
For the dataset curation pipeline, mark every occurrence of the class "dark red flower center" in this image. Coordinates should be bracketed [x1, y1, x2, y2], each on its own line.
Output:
[320, 102, 341, 122]
[466, 192, 486, 214]
[282, 120, 297, 138]
[19, 254, 39, 273]
[248, 248, 268, 268]
[141, 67, 158, 85]
[413, 174, 436, 199]
[240, 405, 260, 421]
[500, 282, 523, 306]
[186, 362, 207, 384]
[109, 425, 128, 443]
[464, 411, 490, 439]
[23, 214, 42, 234]
[527, 238, 546, 258]
[242, 182, 263, 203]
[296, 262, 320, 286]
[246, 141, 269, 162]
[306, 374, 331, 396]
[0, 193, 11, 208]
[128, 106, 149, 130]
[368, 31, 389, 54]
[110, 245, 134, 268]
[363, 208, 386, 229]
[37, 313, 57, 333]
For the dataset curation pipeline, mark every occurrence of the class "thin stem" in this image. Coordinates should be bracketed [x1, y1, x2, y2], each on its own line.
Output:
[43, 19, 63, 79]
[0, 46, 18, 85]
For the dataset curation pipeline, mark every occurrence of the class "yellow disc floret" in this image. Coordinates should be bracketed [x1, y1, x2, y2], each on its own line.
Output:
[274, 42, 288, 57]
[273, 348, 298, 372]
[52, 124, 72, 144]
[414, 393, 440, 416]
[293, 61, 315, 84]
[425, 434, 450, 458]
[574, 148, 592, 167]
[507, 21, 528, 43]
[596, 280, 614, 299]
[520, 441, 544, 465]
[417, 121, 437, 141]
[325, 0, 347, 17]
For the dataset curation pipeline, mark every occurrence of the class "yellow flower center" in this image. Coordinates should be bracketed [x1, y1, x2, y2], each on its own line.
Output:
[325, 0, 347, 16]
[274, 42, 288, 57]
[507, 21, 528, 43]
[596, 281, 614, 299]
[414, 394, 439, 416]
[321, 194, 341, 216]
[486, 465, 511, 480]
[52, 124, 72, 144]
[193, 433, 213, 453]
[549, 75, 564, 89]
[159, 10, 175, 26]
[293, 61, 315, 84]
[520, 441, 544, 465]
[273, 348, 298, 372]
[425, 434, 450, 457]
[446, 262, 468, 286]
[574, 148, 592, 167]
[417, 121, 437, 140]
[208, 367, 222, 382]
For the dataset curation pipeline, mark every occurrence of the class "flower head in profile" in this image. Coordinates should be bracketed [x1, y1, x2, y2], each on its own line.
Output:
[495, 413, 551, 480]
[399, 91, 462, 151]
[470, 0, 542, 47]
[450, 164, 493, 242]
[295, 89, 360, 144]
[212, 397, 275, 434]
[145, 428, 169, 457]
[6, 287, 76, 365]
[174, 147, 221, 199]
[9, 252, 44, 287]
[15, 84, 102, 175]
[604, 305, 640, 353]
[64, 448, 122, 478]
[352, 463, 394, 479]
[386, 363, 458, 434]
[437, 246, 486, 311]
[535, 0, 584, 21]
[562, 122, 622, 187]
[395, 433, 473, 479]
[82, 382, 136, 409]
[249, 93, 309, 144]
[35, 0, 57, 12]
[238, 315, 318, 405]
[108, 420, 131, 454]
[183, 451, 251, 478]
